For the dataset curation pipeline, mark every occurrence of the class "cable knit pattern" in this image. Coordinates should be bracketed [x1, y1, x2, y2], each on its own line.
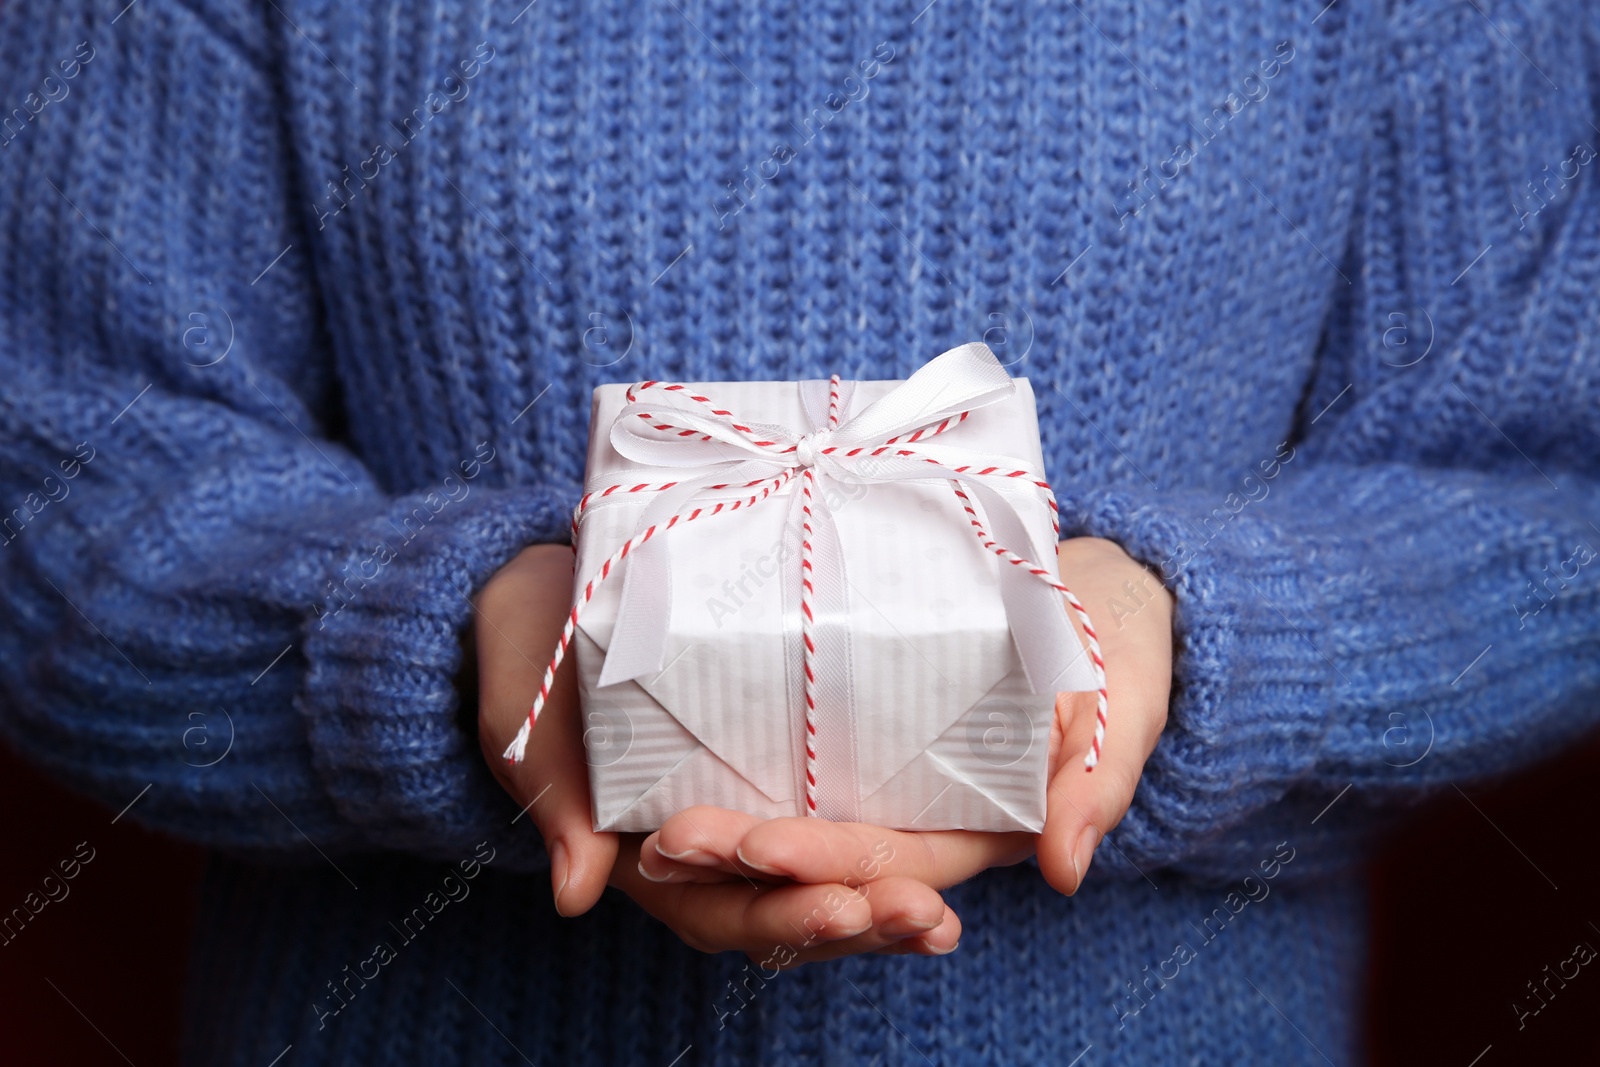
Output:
[2, 0, 1599, 1062]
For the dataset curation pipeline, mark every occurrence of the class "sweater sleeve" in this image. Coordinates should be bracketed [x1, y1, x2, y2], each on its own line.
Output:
[0, 2, 560, 865]
[1079, 5, 1600, 879]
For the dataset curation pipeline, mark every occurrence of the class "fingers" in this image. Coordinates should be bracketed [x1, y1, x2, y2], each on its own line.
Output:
[636, 807, 777, 884]
[805, 891, 961, 963]
[474, 545, 616, 917]
[613, 838, 869, 953]
[872, 904, 962, 957]
[734, 817, 1034, 891]
[614, 840, 958, 962]
[516, 685, 617, 916]
[1036, 689, 1158, 897]
[786, 889, 960, 964]
[632, 812, 972, 962]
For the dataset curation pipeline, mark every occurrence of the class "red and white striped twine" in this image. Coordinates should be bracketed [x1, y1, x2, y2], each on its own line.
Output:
[571, 476, 773, 543]
[506, 375, 1109, 782]
[796, 376, 845, 814]
[950, 486, 1108, 768]
[885, 409, 968, 444]
[506, 469, 797, 764]
[799, 465, 821, 814]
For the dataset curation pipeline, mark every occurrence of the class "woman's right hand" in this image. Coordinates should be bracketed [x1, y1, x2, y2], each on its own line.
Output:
[474, 544, 955, 964]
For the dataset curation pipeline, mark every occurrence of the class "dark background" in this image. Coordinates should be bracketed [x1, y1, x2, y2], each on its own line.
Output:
[3, 735, 1598, 1065]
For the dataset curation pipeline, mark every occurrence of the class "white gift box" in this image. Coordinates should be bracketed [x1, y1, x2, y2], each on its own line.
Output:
[566, 344, 1100, 832]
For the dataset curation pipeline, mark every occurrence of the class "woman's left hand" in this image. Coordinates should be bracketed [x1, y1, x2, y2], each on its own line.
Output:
[636, 537, 1175, 958]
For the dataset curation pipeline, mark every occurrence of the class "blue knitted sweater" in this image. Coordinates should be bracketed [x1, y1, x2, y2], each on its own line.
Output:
[3, 0, 1599, 1062]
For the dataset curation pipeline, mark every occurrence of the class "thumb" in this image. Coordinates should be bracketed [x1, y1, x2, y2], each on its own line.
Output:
[475, 544, 618, 917]
[1038, 538, 1172, 897]
[1037, 690, 1147, 897]
[514, 692, 618, 916]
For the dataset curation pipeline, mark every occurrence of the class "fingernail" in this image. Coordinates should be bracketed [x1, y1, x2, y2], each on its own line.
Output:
[734, 845, 788, 877]
[1071, 826, 1100, 893]
[924, 939, 959, 956]
[828, 916, 872, 939]
[638, 858, 686, 884]
[549, 840, 570, 914]
[656, 844, 717, 866]
[879, 912, 944, 939]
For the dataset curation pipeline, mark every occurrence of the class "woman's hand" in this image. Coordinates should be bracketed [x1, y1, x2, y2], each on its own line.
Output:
[475, 544, 618, 917]
[641, 537, 1175, 906]
[474, 545, 956, 962]
[609, 835, 960, 963]
[1037, 536, 1174, 893]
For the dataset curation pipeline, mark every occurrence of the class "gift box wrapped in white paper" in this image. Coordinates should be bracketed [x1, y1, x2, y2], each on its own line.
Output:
[560, 343, 1102, 833]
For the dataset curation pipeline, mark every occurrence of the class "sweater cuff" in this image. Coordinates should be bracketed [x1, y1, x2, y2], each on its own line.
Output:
[298, 482, 571, 869]
[1057, 485, 1337, 875]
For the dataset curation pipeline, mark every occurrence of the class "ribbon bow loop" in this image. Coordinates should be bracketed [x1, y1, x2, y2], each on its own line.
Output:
[825, 341, 1017, 449]
[608, 341, 1020, 476]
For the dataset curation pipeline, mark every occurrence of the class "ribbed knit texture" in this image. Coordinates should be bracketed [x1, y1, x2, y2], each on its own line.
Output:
[2, 0, 1598, 1062]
